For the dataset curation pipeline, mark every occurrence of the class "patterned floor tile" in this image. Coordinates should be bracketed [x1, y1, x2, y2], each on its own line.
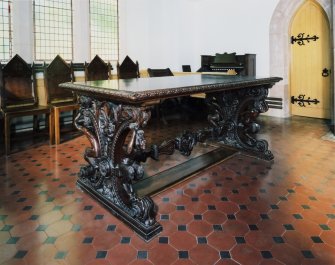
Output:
[0, 116, 334, 264]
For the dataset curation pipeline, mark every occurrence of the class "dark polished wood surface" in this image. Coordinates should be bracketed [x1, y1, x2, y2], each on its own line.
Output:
[60, 75, 282, 103]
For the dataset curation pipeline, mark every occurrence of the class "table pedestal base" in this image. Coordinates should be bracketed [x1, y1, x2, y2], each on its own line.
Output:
[74, 84, 273, 241]
[77, 178, 162, 241]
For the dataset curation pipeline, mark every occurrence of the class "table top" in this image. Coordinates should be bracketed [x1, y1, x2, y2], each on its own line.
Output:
[60, 74, 282, 104]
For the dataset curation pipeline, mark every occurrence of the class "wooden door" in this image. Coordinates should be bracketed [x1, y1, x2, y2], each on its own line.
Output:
[290, 0, 331, 119]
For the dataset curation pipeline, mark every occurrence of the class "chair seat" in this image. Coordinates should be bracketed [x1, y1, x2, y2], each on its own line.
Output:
[51, 101, 78, 107]
[3, 105, 51, 117]
[52, 102, 79, 114]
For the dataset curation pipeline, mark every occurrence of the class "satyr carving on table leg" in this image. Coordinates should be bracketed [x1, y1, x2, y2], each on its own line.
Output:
[206, 86, 273, 160]
[74, 95, 159, 236]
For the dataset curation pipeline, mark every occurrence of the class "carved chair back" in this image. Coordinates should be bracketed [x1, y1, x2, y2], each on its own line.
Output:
[0, 54, 37, 110]
[44, 55, 74, 104]
[85, 55, 112, 81]
[147, 68, 174, 77]
[117, 56, 140, 79]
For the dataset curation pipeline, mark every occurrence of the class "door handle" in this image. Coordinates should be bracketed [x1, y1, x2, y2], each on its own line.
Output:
[322, 68, 331, 77]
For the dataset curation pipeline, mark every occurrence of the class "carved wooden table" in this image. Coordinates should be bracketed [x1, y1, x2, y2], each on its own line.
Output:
[60, 74, 282, 241]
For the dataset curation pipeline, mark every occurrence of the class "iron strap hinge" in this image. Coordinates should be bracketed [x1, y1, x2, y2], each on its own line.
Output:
[291, 94, 320, 107]
[291, 33, 319, 45]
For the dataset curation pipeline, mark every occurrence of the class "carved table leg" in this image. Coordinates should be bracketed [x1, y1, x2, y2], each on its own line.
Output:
[75, 96, 162, 241]
[206, 86, 274, 160]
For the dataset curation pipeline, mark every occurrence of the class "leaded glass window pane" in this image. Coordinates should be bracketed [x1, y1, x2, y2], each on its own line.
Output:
[0, 1, 12, 61]
[33, 0, 73, 61]
[90, 0, 118, 62]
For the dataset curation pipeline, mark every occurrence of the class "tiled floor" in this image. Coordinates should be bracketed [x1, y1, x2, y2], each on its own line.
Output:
[0, 116, 335, 265]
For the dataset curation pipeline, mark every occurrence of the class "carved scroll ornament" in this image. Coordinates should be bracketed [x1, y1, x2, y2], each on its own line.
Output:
[205, 86, 273, 160]
[75, 95, 157, 227]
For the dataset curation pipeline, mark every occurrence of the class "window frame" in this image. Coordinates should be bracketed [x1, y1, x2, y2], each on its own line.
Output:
[89, 0, 119, 63]
[0, 0, 12, 62]
[33, 0, 74, 62]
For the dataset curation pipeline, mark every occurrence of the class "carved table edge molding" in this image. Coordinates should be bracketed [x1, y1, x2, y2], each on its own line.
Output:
[60, 76, 282, 104]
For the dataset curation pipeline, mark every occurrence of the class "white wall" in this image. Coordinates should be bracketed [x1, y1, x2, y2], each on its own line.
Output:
[119, 0, 279, 75]
[12, 0, 280, 76]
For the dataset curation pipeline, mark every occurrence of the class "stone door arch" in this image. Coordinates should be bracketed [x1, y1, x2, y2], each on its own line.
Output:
[268, 0, 332, 118]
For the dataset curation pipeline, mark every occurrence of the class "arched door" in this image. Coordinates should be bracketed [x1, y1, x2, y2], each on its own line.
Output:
[290, 0, 331, 119]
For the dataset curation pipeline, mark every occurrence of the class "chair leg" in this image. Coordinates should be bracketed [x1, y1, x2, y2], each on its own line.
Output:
[159, 100, 168, 126]
[54, 108, 61, 145]
[45, 113, 49, 131]
[4, 116, 11, 156]
[153, 104, 160, 127]
[33, 115, 39, 132]
[49, 111, 55, 145]
[72, 110, 77, 128]
[0, 118, 3, 145]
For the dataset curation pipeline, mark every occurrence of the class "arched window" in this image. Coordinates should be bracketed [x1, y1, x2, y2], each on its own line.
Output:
[0, 0, 12, 61]
[33, 0, 73, 61]
[90, 0, 118, 62]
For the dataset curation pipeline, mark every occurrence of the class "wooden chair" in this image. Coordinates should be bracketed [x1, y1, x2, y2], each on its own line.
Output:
[0, 112, 3, 153]
[182, 65, 192, 72]
[147, 68, 179, 124]
[117, 56, 140, 79]
[44, 55, 79, 145]
[0, 54, 52, 155]
[147, 68, 174, 77]
[85, 55, 112, 81]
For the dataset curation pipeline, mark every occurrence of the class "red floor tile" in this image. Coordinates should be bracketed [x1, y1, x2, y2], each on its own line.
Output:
[189, 244, 220, 265]
[0, 116, 335, 264]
